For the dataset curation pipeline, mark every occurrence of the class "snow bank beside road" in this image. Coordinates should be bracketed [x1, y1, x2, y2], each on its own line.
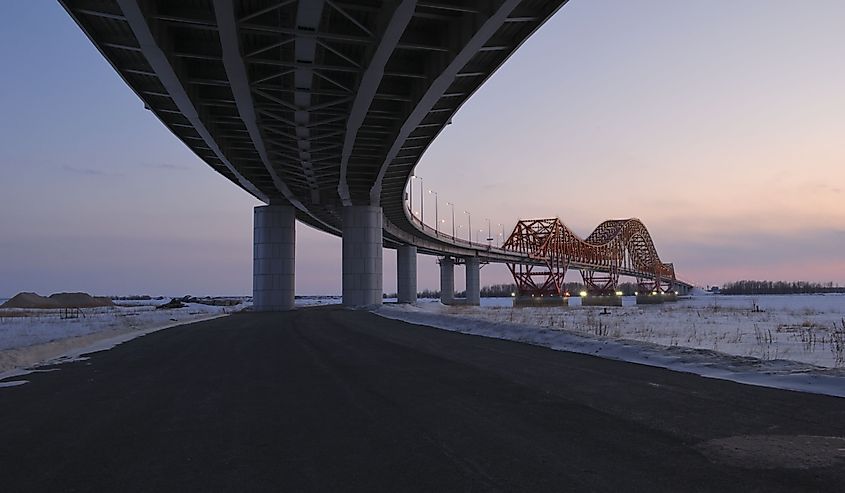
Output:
[0, 302, 247, 377]
[375, 302, 845, 398]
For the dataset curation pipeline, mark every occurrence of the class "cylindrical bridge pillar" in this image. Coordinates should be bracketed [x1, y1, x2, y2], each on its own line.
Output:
[465, 257, 481, 306]
[440, 257, 455, 305]
[342, 206, 383, 306]
[397, 244, 417, 303]
[253, 205, 296, 311]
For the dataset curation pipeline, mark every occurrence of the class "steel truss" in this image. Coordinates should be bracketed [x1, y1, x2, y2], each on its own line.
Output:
[503, 218, 676, 297]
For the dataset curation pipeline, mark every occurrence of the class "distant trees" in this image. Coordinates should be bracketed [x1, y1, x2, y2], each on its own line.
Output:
[720, 280, 845, 295]
[480, 284, 517, 297]
[388, 278, 845, 299]
[418, 289, 440, 299]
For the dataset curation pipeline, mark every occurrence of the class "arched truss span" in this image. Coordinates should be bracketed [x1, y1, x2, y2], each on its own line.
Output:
[502, 218, 676, 297]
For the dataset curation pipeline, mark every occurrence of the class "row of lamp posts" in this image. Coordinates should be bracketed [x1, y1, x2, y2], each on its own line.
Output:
[408, 175, 506, 246]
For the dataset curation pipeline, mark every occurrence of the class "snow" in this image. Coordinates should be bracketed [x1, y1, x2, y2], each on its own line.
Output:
[6, 292, 843, 398]
[375, 294, 845, 398]
[0, 300, 249, 380]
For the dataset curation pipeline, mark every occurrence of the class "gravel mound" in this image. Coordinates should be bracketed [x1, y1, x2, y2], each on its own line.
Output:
[1, 292, 114, 309]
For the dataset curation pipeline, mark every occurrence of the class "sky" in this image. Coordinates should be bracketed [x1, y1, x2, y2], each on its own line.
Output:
[1, 0, 844, 297]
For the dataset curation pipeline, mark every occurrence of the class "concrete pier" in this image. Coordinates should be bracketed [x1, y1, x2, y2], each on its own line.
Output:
[465, 257, 480, 306]
[253, 205, 296, 311]
[581, 295, 623, 307]
[439, 257, 455, 305]
[397, 245, 417, 303]
[636, 293, 665, 305]
[513, 295, 568, 307]
[342, 206, 383, 306]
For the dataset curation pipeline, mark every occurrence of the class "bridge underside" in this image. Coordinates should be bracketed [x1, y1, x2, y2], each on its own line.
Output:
[61, 0, 576, 307]
[62, 1, 691, 307]
[61, 0, 567, 245]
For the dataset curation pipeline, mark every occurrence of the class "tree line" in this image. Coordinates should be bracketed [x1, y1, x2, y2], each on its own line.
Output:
[720, 280, 845, 295]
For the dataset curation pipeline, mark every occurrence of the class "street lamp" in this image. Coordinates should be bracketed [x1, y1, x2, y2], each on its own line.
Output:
[464, 210, 472, 243]
[485, 218, 493, 244]
[447, 202, 456, 238]
[417, 176, 424, 225]
[428, 190, 439, 235]
[408, 175, 415, 219]
[498, 223, 504, 247]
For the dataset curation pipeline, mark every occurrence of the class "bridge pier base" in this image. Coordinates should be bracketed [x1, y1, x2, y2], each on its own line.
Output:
[342, 206, 383, 306]
[636, 293, 665, 305]
[514, 295, 568, 307]
[581, 295, 623, 307]
[439, 257, 455, 305]
[397, 245, 417, 303]
[465, 257, 480, 306]
[253, 205, 296, 311]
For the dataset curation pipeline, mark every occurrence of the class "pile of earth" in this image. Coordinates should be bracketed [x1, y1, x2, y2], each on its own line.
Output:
[179, 296, 242, 307]
[155, 296, 243, 310]
[0, 292, 114, 309]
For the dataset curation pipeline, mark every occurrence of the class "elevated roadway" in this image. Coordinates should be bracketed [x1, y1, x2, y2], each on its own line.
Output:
[61, 0, 691, 307]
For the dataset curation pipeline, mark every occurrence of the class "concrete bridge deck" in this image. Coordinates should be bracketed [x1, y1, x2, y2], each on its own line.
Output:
[1, 308, 843, 492]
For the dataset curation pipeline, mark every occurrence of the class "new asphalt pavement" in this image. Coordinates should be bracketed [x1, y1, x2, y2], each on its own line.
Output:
[1, 306, 844, 492]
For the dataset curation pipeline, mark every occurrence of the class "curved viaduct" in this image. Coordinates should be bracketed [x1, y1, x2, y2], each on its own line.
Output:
[61, 0, 690, 308]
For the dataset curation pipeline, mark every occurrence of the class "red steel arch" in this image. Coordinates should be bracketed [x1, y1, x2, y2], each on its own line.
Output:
[502, 218, 677, 297]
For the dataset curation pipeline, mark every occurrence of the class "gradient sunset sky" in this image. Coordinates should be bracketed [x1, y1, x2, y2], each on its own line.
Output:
[1, 0, 843, 297]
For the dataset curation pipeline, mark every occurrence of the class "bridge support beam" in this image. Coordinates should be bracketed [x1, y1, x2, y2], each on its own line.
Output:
[342, 206, 383, 306]
[440, 257, 455, 305]
[253, 205, 295, 311]
[465, 257, 481, 306]
[397, 244, 417, 303]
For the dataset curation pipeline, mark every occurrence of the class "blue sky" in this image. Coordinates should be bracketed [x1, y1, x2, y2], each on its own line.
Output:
[1, 1, 843, 296]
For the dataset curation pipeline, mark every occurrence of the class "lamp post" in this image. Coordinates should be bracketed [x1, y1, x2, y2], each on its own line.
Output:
[447, 202, 456, 238]
[464, 210, 472, 243]
[485, 218, 492, 244]
[498, 223, 504, 247]
[408, 175, 415, 219]
[418, 176, 424, 225]
[428, 190, 439, 235]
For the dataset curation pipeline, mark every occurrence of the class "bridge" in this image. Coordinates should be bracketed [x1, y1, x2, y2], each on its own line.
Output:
[503, 218, 686, 304]
[61, 0, 691, 308]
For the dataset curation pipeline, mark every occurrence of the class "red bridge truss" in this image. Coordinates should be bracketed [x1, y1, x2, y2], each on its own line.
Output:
[502, 218, 677, 297]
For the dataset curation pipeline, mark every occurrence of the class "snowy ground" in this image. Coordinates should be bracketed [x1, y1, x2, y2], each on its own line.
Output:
[0, 299, 249, 377]
[376, 294, 845, 398]
[5, 293, 843, 397]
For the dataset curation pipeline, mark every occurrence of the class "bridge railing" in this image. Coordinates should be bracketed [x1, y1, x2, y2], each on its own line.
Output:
[406, 206, 507, 253]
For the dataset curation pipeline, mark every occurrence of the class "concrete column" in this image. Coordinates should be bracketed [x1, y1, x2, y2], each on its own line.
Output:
[342, 206, 383, 306]
[439, 257, 454, 305]
[397, 244, 417, 303]
[465, 256, 481, 306]
[253, 205, 296, 311]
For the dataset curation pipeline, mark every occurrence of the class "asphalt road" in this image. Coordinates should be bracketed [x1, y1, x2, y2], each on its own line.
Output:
[1, 306, 844, 492]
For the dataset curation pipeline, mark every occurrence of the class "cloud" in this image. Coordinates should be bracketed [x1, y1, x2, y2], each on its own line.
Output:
[141, 162, 190, 171]
[61, 165, 122, 177]
[663, 228, 845, 284]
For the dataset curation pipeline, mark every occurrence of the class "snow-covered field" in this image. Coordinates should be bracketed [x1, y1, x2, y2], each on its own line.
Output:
[5, 293, 843, 397]
[376, 294, 845, 398]
[0, 299, 248, 376]
[453, 295, 845, 368]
